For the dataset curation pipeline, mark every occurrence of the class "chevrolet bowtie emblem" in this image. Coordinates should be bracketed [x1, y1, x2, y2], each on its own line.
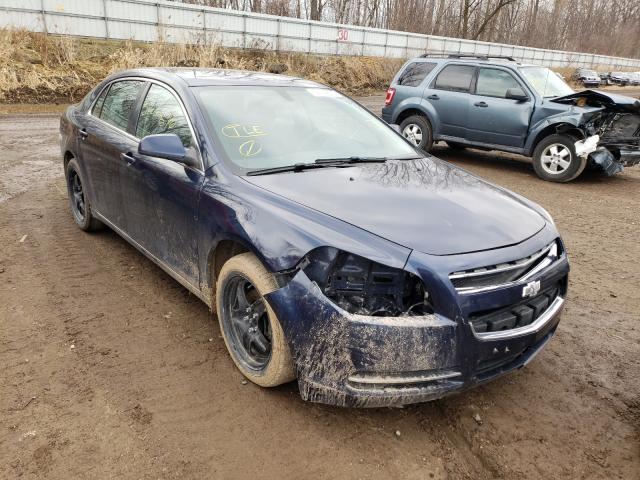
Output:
[522, 280, 541, 298]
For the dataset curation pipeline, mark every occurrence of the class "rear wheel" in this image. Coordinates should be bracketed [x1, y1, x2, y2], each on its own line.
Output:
[65, 158, 103, 231]
[400, 115, 433, 152]
[216, 252, 295, 387]
[532, 134, 587, 182]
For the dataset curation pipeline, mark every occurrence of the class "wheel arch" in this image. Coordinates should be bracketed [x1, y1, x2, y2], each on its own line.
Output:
[526, 122, 585, 156]
[395, 107, 433, 129]
[204, 237, 252, 303]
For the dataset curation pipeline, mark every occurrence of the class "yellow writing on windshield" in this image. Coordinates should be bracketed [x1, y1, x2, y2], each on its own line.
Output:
[222, 124, 267, 138]
[239, 140, 262, 157]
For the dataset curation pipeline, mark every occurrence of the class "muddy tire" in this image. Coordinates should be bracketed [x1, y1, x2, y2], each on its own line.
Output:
[399, 115, 433, 152]
[446, 141, 467, 151]
[65, 158, 103, 231]
[532, 134, 587, 182]
[216, 252, 295, 387]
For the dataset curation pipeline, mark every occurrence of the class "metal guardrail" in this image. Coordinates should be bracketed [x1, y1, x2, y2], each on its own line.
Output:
[0, 0, 638, 70]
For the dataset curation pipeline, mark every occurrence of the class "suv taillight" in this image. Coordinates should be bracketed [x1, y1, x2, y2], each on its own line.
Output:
[384, 87, 396, 106]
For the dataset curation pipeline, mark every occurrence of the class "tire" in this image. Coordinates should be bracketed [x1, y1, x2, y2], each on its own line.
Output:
[216, 252, 295, 387]
[65, 158, 103, 231]
[399, 115, 433, 152]
[532, 134, 587, 182]
[446, 141, 467, 151]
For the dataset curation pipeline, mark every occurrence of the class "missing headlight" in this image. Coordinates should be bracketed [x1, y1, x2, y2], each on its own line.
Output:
[301, 247, 433, 317]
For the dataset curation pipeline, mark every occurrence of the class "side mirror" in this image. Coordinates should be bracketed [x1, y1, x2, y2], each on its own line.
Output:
[505, 88, 529, 102]
[139, 134, 198, 168]
[390, 124, 401, 134]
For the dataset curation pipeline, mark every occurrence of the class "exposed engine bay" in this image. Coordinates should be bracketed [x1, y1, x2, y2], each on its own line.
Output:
[553, 90, 640, 175]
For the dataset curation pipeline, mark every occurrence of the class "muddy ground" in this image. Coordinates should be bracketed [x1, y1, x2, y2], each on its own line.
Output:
[0, 101, 639, 480]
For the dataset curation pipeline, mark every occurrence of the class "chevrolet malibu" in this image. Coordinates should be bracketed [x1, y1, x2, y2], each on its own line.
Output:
[60, 68, 569, 407]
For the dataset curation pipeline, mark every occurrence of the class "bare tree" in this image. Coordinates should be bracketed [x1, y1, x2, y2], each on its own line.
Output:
[178, 0, 640, 59]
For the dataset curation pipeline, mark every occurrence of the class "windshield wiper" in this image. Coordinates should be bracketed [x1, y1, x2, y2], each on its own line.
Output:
[246, 155, 424, 176]
[314, 156, 390, 164]
[246, 162, 334, 176]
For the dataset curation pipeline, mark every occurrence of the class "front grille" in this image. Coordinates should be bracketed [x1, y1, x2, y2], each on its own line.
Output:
[469, 278, 566, 333]
[450, 240, 559, 293]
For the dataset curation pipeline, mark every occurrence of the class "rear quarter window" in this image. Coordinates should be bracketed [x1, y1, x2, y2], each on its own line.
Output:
[433, 65, 476, 92]
[398, 62, 437, 87]
[98, 80, 144, 132]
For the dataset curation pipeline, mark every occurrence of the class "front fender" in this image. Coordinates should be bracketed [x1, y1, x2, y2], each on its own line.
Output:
[197, 165, 412, 293]
[525, 112, 590, 154]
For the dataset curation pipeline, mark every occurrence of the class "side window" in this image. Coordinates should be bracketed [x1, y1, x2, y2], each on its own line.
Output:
[90, 84, 110, 117]
[476, 69, 522, 98]
[136, 84, 194, 148]
[433, 65, 476, 92]
[98, 80, 144, 131]
[398, 62, 437, 87]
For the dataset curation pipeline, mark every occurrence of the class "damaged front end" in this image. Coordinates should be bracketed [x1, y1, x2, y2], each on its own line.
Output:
[553, 90, 640, 175]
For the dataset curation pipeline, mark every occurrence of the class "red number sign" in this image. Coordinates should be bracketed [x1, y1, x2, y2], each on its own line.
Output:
[337, 29, 349, 41]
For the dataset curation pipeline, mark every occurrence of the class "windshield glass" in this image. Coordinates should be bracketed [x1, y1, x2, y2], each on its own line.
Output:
[194, 86, 418, 172]
[519, 66, 574, 98]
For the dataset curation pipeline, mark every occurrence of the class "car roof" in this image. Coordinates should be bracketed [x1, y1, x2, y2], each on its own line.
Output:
[110, 67, 324, 88]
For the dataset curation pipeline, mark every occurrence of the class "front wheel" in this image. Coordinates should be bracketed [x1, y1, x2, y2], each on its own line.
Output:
[216, 252, 295, 387]
[532, 134, 587, 182]
[399, 115, 433, 152]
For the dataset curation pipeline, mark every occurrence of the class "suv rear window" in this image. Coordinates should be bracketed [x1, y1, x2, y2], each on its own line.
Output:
[398, 62, 436, 87]
[433, 65, 475, 92]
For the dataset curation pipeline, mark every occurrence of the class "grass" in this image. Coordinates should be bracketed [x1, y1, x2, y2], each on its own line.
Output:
[0, 29, 404, 103]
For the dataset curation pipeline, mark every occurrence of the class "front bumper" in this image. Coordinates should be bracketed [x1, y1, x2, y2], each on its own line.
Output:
[266, 254, 568, 407]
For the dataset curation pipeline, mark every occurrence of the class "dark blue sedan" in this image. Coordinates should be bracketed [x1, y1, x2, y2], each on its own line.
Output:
[60, 68, 569, 407]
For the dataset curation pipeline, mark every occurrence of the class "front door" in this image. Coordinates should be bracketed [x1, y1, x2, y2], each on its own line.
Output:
[466, 67, 533, 147]
[120, 83, 204, 286]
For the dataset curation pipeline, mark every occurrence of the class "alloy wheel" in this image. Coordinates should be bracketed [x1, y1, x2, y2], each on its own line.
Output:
[222, 274, 272, 371]
[402, 123, 423, 146]
[69, 170, 86, 221]
[541, 143, 572, 175]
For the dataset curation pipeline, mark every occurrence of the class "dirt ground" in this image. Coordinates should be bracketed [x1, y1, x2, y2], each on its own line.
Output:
[0, 101, 639, 480]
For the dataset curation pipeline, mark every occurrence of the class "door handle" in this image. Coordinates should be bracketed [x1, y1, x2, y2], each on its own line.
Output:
[120, 152, 136, 165]
[474, 101, 488, 107]
[427, 94, 440, 100]
[78, 128, 88, 140]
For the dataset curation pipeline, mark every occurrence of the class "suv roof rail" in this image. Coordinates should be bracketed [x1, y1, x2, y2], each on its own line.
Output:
[419, 53, 517, 62]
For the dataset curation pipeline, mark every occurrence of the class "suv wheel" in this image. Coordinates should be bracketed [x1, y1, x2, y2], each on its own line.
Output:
[400, 115, 433, 152]
[532, 134, 587, 182]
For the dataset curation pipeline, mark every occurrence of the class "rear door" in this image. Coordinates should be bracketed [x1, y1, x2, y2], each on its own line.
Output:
[466, 67, 533, 147]
[423, 64, 476, 138]
[79, 79, 145, 228]
[119, 82, 204, 285]
[394, 61, 437, 102]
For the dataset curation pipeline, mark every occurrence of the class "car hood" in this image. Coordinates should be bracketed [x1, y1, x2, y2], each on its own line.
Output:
[551, 90, 640, 113]
[243, 158, 546, 256]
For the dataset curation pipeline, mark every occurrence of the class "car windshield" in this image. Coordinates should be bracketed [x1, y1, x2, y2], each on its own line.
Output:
[519, 66, 574, 98]
[194, 86, 418, 173]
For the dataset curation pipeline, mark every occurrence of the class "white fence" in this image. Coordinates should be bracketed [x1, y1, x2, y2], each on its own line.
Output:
[1, 0, 639, 70]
